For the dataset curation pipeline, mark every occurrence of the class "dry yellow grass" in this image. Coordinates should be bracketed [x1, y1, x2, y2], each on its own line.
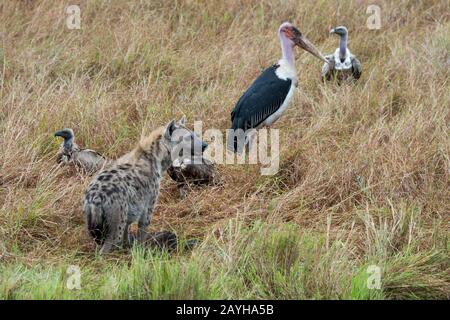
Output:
[0, 0, 449, 299]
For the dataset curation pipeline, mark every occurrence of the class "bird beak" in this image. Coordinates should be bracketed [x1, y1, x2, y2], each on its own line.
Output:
[54, 130, 71, 139]
[330, 28, 336, 34]
[54, 130, 64, 137]
[202, 141, 208, 152]
[295, 34, 328, 63]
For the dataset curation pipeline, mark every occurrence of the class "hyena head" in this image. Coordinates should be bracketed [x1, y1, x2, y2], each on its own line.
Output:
[169, 116, 208, 165]
[138, 116, 207, 171]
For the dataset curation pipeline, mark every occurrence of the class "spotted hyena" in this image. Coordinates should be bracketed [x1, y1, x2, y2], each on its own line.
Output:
[83, 117, 204, 254]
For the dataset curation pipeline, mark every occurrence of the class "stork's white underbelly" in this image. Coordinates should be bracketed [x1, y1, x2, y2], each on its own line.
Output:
[259, 82, 296, 128]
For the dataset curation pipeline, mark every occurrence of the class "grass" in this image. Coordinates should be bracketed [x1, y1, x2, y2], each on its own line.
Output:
[0, 0, 449, 299]
[0, 220, 447, 299]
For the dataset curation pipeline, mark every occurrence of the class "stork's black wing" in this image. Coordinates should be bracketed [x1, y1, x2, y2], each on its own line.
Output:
[230, 64, 292, 131]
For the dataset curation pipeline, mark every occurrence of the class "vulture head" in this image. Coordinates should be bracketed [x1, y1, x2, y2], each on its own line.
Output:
[330, 26, 348, 37]
[54, 128, 76, 151]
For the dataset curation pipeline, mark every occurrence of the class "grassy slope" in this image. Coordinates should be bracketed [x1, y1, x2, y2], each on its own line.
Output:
[0, 0, 449, 299]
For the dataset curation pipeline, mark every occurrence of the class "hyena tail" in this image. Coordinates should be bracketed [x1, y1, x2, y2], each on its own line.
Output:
[84, 202, 107, 246]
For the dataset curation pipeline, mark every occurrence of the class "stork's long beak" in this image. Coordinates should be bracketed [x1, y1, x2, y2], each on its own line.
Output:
[295, 35, 328, 63]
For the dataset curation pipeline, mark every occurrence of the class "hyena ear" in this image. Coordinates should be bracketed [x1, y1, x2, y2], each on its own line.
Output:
[164, 119, 177, 140]
[178, 115, 186, 126]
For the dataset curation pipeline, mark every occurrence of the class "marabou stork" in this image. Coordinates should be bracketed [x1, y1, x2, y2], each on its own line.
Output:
[54, 128, 105, 175]
[322, 26, 361, 81]
[228, 22, 327, 153]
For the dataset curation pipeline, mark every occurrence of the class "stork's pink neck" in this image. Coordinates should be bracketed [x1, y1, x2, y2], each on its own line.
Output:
[279, 33, 295, 66]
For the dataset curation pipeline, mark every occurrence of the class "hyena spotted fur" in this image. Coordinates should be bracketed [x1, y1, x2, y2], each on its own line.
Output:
[83, 117, 204, 254]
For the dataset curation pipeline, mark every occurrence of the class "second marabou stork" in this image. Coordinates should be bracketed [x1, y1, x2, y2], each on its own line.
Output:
[228, 22, 327, 153]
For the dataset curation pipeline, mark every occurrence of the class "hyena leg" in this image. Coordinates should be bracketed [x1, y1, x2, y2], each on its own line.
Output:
[100, 205, 127, 254]
[136, 208, 154, 243]
[127, 221, 139, 246]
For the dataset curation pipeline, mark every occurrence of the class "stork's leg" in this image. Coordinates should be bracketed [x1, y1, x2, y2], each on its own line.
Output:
[243, 129, 258, 156]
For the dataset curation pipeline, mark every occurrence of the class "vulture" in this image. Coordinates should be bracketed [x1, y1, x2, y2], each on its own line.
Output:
[54, 128, 105, 175]
[167, 156, 216, 197]
[322, 26, 361, 81]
